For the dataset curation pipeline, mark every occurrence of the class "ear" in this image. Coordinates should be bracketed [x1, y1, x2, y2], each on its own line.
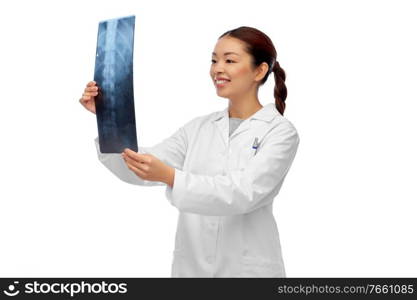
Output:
[254, 62, 269, 82]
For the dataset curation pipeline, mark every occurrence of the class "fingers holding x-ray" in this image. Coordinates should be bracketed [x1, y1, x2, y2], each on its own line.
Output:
[122, 150, 148, 175]
[121, 149, 172, 183]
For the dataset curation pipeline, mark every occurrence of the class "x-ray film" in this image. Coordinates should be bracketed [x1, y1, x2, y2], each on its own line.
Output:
[93, 15, 138, 153]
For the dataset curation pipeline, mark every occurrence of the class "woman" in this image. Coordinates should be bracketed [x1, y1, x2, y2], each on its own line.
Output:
[79, 26, 300, 277]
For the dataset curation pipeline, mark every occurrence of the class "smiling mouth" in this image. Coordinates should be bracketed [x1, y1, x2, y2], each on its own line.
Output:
[215, 79, 230, 87]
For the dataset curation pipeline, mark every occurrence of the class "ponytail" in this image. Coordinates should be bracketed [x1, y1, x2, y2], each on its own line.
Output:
[271, 60, 287, 116]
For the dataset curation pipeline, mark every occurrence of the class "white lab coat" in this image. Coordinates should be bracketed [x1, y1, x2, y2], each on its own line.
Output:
[94, 103, 300, 277]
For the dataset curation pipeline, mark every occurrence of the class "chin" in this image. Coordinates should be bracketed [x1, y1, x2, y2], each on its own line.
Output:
[216, 90, 230, 98]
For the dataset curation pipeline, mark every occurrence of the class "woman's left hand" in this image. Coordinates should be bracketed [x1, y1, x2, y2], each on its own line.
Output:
[122, 149, 175, 187]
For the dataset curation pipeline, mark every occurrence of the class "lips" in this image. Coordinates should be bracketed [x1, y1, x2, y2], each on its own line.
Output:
[215, 77, 230, 82]
[214, 77, 231, 88]
[215, 80, 230, 88]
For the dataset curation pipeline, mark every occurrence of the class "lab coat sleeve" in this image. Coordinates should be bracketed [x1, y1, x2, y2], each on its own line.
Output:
[94, 126, 187, 186]
[165, 123, 300, 216]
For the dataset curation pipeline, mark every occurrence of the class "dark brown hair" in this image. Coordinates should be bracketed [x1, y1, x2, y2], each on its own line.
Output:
[219, 26, 287, 115]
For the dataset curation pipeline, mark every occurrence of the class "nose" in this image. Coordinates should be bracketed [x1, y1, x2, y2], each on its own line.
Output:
[212, 61, 226, 75]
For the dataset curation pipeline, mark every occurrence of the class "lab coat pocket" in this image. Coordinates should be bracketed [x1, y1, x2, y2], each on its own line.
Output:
[237, 145, 257, 169]
[240, 256, 285, 278]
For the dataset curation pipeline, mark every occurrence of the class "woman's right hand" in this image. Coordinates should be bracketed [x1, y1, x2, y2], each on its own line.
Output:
[79, 81, 99, 114]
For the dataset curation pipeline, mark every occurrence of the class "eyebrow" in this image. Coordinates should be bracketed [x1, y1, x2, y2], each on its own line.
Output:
[212, 51, 240, 56]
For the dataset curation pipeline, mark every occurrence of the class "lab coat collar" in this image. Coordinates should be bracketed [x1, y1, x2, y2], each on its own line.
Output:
[211, 103, 279, 147]
[211, 103, 279, 123]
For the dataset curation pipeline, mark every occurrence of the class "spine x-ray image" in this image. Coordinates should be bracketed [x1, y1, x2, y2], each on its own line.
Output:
[93, 15, 138, 153]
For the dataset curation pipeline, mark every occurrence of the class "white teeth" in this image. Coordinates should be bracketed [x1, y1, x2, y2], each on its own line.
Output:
[216, 80, 229, 84]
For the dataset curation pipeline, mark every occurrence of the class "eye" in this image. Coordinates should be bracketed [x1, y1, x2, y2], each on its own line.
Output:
[211, 59, 235, 64]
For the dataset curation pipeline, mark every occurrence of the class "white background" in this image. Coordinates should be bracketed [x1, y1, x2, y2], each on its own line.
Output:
[0, 0, 416, 277]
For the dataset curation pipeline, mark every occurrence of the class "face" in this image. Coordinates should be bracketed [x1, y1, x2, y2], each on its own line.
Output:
[210, 36, 268, 100]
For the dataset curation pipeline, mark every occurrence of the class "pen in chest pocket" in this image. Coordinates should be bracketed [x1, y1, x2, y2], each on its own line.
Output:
[252, 137, 260, 155]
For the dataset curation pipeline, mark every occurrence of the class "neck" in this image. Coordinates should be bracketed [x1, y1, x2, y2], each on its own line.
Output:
[227, 92, 263, 120]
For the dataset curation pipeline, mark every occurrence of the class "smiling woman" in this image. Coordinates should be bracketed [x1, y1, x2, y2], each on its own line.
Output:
[210, 26, 287, 117]
[80, 26, 299, 278]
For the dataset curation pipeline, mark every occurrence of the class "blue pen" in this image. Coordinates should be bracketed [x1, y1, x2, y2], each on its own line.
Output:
[252, 137, 260, 155]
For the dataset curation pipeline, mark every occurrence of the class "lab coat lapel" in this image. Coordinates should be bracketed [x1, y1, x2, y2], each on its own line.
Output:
[213, 107, 229, 148]
[212, 103, 278, 146]
[229, 120, 251, 139]
[228, 103, 277, 139]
